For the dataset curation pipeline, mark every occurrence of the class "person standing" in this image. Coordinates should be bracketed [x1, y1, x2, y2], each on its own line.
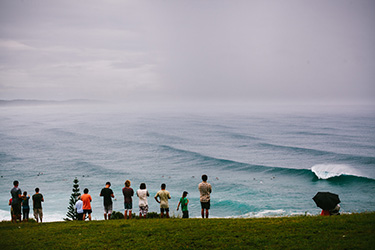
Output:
[177, 191, 189, 218]
[10, 180, 22, 223]
[136, 183, 149, 219]
[32, 187, 44, 223]
[81, 188, 92, 221]
[154, 183, 171, 218]
[100, 182, 114, 220]
[122, 180, 134, 219]
[198, 174, 212, 218]
[22, 191, 30, 222]
[75, 196, 84, 221]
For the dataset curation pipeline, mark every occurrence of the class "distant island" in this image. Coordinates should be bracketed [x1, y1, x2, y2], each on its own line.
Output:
[0, 99, 103, 106]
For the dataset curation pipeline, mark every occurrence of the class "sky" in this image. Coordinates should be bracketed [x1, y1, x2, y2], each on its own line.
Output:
[0, 0, 374, 105]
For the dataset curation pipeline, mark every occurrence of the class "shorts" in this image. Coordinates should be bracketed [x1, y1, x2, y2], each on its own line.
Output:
[12, 203, 21, 216]
[139, 205, 148, 216]
[182, 211, 189, 218]
[104, 204, 113, 214]
[160, 207, 169, 213]
[77, 213, 83, 221]
[83, 209, 92, 215]
[33, 208, 43, 219]
[124, 203, 132, 210]
[201, 201, 210, 210]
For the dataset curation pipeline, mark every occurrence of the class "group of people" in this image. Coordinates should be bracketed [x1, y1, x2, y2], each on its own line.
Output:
[75, 174, 213, 220]
[9, 180, 44, 223]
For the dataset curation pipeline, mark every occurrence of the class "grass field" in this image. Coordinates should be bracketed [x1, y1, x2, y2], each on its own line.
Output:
[1, 213, 374, 249]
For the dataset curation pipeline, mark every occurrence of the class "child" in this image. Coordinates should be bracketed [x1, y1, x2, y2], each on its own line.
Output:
[177, 191, 189, 218]
[22, 191, 30, 222]
[154, 183, 171, 218]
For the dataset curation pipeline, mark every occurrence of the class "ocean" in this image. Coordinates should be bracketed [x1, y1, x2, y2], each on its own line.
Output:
[1, 103, 374, 221]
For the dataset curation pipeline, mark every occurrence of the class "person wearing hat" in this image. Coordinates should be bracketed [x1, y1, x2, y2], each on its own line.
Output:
[177, 191, 189, 218]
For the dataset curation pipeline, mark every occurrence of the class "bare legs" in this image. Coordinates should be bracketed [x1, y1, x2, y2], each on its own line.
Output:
[124, 210, 132, 219]
[83, 213, 91, 221]
[201, 208, 209, 218]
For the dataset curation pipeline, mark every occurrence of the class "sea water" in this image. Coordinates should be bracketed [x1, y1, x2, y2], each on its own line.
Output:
[1, 104, 374, 221]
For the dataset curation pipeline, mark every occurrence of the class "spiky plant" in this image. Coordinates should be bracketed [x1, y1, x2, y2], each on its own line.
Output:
[65, 177, 81, 221]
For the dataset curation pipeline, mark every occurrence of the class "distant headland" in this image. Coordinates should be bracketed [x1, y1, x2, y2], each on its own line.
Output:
[0, 99, 103, 106]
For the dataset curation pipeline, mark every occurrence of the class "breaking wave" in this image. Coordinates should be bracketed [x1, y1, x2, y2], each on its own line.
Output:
[311, 164, 363, 179]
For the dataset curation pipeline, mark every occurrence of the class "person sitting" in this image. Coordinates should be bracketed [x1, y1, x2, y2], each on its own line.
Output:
[330, 204, 340, 215]
[320, 210, 330, 216]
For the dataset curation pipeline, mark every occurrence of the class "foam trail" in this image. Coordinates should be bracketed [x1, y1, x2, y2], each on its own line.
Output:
[233, 209, 287, 218]
[311, 164, 361, 179]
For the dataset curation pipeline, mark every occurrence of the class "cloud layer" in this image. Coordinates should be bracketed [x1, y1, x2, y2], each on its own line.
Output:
[1, 0, 374, 104]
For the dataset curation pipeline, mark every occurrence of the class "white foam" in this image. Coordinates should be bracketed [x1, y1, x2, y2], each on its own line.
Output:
[311, 164, 361, 179]
[0, 209, 65, 222]
[0, 209, 11, 221]
[226, 209, 287, 218]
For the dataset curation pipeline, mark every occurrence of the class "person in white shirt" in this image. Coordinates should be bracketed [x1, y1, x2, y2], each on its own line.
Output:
[136, 183, 150, 218]
[75, 196, 83, 220]
[198, 174, 212, 218]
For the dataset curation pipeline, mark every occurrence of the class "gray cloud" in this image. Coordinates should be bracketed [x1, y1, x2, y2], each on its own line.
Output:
[0, 0, 374, 104]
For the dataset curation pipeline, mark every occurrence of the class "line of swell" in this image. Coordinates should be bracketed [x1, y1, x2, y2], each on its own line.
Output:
[258, 142, 375, 164]
[158, 145, 375, 182]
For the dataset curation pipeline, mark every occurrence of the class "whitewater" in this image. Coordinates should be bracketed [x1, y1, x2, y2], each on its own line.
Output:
[1, 103, 374, 222]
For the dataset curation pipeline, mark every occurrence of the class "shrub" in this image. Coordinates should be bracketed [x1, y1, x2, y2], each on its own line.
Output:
[110, 211, 124, 220]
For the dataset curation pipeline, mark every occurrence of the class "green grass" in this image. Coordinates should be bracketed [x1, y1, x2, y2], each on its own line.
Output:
[1, 213, 374, 249]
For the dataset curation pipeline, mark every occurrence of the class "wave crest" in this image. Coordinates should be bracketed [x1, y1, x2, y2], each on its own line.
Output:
[311, 164, 361, 179]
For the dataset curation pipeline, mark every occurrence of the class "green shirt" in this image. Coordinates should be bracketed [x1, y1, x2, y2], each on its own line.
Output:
[180, 197, 188, 211]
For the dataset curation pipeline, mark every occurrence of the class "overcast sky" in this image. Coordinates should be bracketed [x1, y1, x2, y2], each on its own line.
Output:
[0, 0, 374, 105]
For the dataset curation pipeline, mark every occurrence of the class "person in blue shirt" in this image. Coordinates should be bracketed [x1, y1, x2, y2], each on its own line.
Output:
[22, 191, 30, 222]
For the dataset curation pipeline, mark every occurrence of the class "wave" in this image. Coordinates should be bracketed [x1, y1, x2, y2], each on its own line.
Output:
[258, 143, 333, 156]
[311, 164, 363, 179]
[227, 209, 288, 218]
[0, 152, 22, 163]
[258, 143, 375, 165]
[0, 209, 65, 222]
[158, 144, 375, 183]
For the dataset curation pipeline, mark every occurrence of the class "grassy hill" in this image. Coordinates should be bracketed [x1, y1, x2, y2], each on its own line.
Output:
[1, 213, 374, 249]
